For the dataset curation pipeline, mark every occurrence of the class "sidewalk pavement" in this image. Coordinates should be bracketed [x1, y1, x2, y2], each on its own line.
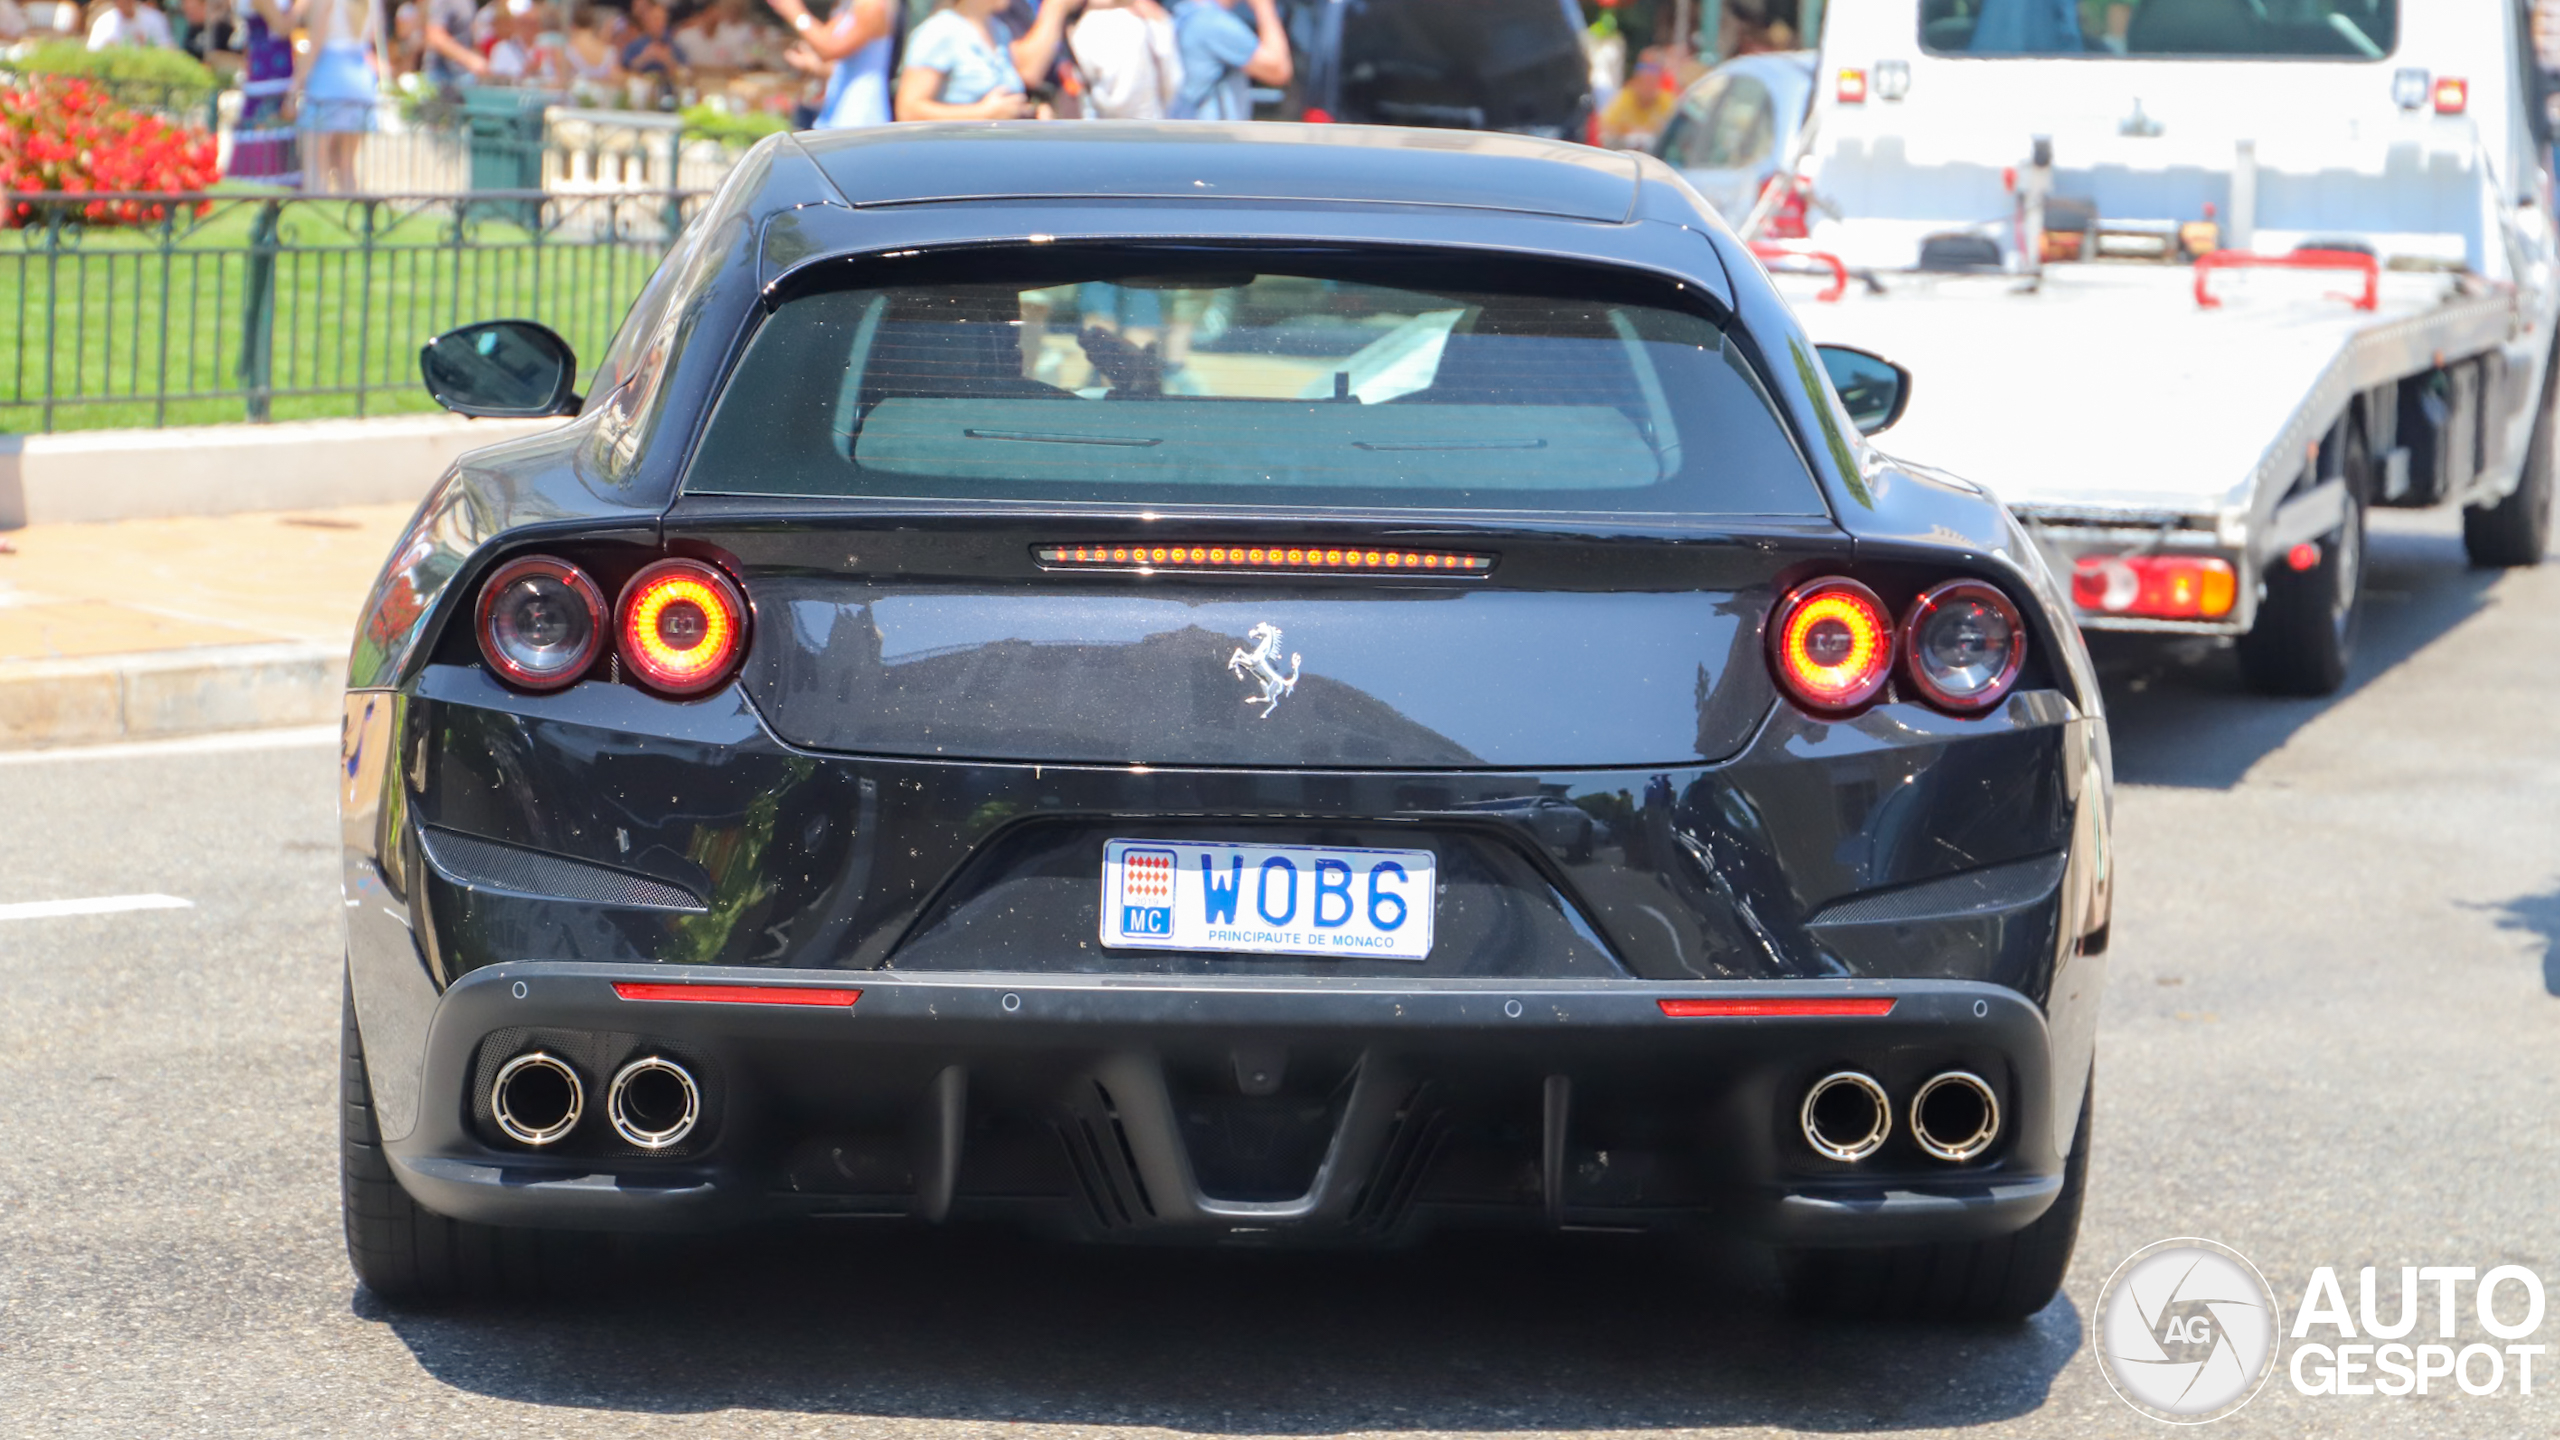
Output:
[0, 503, 414, 748]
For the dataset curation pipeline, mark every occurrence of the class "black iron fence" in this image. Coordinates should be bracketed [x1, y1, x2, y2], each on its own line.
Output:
[0, 189, 708, 432]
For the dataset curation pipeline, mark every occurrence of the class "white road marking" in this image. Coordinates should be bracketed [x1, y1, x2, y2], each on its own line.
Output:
[0, 894, 193, 922]
[0, 724, 337, 767]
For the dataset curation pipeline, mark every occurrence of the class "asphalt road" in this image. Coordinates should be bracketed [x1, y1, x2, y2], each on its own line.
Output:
[3, 507, 2555, 1438]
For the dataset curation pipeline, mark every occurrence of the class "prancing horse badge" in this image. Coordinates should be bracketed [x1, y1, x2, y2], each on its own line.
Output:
[1226, 622, 1301, 718]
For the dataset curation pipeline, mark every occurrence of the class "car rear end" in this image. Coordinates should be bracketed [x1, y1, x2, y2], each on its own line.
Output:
[353, 226, 2110, 1252]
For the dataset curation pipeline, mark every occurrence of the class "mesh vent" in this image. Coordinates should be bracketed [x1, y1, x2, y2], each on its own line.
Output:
[422, 826, 704, 911]
[1808, 852, 2066, 929]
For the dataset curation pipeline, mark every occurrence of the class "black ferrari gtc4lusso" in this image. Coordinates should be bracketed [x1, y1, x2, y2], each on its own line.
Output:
[340, 122, 2113, 1320]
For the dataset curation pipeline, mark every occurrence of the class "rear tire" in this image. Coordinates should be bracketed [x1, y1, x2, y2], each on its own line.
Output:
[2238, 428, 2367, 697]
[341, 971, 593, 1302]
[1781, 1069, 2092, 1323]
[2463, 371, 2555, 567]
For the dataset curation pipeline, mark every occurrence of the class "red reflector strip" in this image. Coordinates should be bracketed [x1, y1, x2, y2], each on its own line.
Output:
[1658, 997, 1897, 1018]
[1035, 544, 1493, 575]
[612, 982, 862, 1007]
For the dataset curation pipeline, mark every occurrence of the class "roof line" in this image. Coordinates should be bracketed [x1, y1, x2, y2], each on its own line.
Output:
[843, 191, 1635, 224]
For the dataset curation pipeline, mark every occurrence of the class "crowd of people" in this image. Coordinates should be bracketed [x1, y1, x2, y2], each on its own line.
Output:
[7, 0, 1296, 124]
[0, 0, 1295, 188]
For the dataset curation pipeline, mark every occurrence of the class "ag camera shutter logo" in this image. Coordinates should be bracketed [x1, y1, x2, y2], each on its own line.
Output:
[2096, 1238, 2282, 1423]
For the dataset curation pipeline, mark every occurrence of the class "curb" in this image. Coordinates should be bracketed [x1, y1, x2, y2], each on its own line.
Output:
[0, 413, 563, 527]
[0, 642, 343, 750]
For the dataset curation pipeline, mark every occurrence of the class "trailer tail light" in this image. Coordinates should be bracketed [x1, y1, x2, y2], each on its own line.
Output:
[2434, 77, 2468, 115]
[1770, 578, 1893, 712]
[1901, 580, 2026, 712]
[618, 558, 748, 696]
[2070, 554, 2238, 620]
[476, 555, 605, 691]
[1836, 69, 1868, 105]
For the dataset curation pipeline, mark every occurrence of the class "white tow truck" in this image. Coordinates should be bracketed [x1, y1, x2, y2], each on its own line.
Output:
[1748, 0, 2556, 694]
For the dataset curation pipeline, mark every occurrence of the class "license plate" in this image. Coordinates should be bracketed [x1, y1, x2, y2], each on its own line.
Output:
[1101, 839, 1435, 960]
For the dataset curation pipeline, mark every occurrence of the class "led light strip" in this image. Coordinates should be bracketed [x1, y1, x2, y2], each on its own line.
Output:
[1035, 543, 1494, 574]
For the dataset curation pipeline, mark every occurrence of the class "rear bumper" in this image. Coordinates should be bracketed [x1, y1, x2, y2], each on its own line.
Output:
[382, 962, 2067, 1248]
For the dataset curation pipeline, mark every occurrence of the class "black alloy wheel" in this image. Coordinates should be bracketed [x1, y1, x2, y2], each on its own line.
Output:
[341, 970, 599, 1302]
[2238, 424, 2369, 697]
[2463, 361, 2557, 567]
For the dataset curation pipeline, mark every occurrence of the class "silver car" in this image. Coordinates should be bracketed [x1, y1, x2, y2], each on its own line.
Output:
[1655, 50, 1815, 226]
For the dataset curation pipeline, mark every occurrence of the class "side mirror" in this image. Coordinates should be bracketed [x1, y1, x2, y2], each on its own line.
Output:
[1817, 343, 1912, 436]
[419, 320, 581, 418]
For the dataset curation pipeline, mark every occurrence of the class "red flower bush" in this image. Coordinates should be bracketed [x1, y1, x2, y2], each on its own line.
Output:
[0, 77, 219, 227]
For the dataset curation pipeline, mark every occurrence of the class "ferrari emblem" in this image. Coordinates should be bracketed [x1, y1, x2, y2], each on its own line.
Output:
[1226, 622, 1301, 719]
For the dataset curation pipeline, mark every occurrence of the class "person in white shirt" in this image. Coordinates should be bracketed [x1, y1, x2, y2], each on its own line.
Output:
[88, 0, 175, 49]
[1069, 0, 1180, 120]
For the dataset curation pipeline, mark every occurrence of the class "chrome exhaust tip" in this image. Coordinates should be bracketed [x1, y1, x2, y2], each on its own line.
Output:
[607, 1055, 700, 1150]
[1800, 1070, 1891, 1162]
[1910, 1071, 2001, 1162]
[491, 1051, 584, 1146]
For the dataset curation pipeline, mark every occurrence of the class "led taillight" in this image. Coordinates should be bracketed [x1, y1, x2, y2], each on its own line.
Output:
[1836, 68, 1868, 105]
[2070, 554, 2237, 620]
[1769, 578, 1893, 713]
[1034, 543, 1494, 575]
[2434, 77, 2468, 114]
[1901, 580, 2026, 713]
[617, 558, 748, 696]
[476, 555, 605, 691]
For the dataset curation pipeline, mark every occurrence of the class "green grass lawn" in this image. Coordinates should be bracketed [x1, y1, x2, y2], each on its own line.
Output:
[0, 196, 671, 432]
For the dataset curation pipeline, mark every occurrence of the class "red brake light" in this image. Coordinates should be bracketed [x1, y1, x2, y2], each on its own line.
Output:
[1302, 107, 1334, 124]
[476, 555, 605, 691]
[2434, 77, 2468, 114]
[1769, 578, 1893, 712]
[2070, 554, 2237, 620]
[1900, 580, 2026, 713]
[1659, 997, 1896, 1018]
[613, 982, 860, 1007]
[617, 558, 748, 696]
[1836, 69, 1868, 105]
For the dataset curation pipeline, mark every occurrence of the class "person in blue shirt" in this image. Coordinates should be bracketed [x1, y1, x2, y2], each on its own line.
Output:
[896, 0, 1078, 120]
[765, 0, 899, 128]
[1170, 0, 1289, 121]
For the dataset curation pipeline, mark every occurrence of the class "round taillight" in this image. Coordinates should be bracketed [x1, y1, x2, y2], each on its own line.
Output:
[476, 556, 605, 691]
[1770, 578, 1893, 712]
[1902, 580, 2026, 712]
[617, 558, 747, 696]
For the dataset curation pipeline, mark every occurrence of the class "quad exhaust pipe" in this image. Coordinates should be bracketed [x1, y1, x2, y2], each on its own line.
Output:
[1799, 1070, 1891, 1161]
[1910, 1071, 2001, 1162]
[1798, 1069, 2001, 1163]
[491, 1052, 584, 1146]
[607, 1055, 701, 1149]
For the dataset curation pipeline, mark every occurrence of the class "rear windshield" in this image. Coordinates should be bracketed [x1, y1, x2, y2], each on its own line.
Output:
[682, 251, 1823, 517]
[1923, 0, 2396, 59]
